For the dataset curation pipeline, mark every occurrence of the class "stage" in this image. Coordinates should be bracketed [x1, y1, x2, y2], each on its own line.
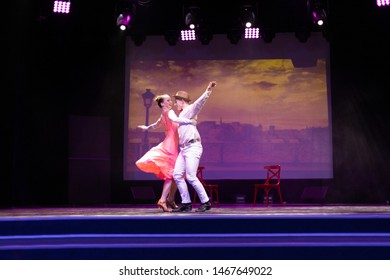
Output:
[2, 203, 390, 217]
[1, 204, 390, 260]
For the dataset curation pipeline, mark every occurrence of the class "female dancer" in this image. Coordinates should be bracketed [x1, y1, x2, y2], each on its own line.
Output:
[136, 94, 195, 212]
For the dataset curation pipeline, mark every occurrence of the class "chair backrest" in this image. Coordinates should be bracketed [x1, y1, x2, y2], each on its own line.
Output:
[264, 165, 281, 186]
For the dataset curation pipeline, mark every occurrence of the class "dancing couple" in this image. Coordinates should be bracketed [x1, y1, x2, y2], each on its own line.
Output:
[136, 81, 217, 213]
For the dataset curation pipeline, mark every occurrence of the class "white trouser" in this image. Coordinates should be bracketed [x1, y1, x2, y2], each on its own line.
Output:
[173, 142, 209, 204]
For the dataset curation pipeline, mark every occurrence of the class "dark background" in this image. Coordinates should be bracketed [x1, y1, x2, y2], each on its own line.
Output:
[3, 0, 390, 207]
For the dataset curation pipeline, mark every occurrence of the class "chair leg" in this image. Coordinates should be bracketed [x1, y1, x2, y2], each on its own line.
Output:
[193, 192, 197, 204]
[208, 187, 213, 205]
[209, 187, 219, 207]
[253, 188, 258, 206]
[277, 187, 284, 206]
[215, 188, 220, 207]
[265, 189, 270, 207]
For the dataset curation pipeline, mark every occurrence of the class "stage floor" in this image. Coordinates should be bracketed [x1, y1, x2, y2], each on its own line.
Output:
[1, 203, 390, 219]
[2, 204, 390, 259]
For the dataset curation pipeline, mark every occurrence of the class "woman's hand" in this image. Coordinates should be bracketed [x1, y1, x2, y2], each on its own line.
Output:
[137, 125, 148, 131]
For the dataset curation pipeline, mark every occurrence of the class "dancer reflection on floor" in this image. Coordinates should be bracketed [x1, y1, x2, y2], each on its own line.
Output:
[136, 94, 196, 212]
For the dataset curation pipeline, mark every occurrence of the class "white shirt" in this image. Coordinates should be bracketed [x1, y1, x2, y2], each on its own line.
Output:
[169, 89, 212, 146]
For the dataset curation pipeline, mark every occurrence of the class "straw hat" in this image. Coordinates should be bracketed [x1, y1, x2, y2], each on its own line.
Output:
[173, 91, 191, 102]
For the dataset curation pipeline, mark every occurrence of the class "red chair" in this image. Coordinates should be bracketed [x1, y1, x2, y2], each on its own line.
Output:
[193, 166, 220, 207]
[253, 165, 283, 207]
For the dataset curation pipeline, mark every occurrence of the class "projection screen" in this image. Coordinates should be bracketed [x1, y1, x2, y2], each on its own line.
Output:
[124, 33, 332, 180]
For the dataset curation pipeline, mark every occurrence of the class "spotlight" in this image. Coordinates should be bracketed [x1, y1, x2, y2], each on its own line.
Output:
[116, 12, 131, 31]
[240, 5, 256, 28]
[245, 27, 260, 39]
[312, 8, 327, 26]
[184, 6, 200, 30]
[53, 0, 71, 14]
[308, 0, 327, 27]
[377, 0, 390, 7]
[115, 0, 135, 31]
[239, 3, 262, 40]
[181, 5, 209, 43]
[181, 30, 196, 41]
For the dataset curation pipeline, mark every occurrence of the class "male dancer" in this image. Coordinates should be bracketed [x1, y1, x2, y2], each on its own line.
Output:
[169, 81, 217, 212]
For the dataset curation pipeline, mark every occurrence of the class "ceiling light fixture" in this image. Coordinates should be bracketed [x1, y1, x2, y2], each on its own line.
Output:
[308, 0, 327, 27]
[116, 12, 131, 31]
[53, 0, 71, 14]
[241, 5, 256, 28]
[184, 6, 200, 30]
[377, 0, 390, 7]
[115, 0, 136, 31]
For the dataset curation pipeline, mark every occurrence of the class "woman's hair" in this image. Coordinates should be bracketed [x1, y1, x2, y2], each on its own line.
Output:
[155, 94, 168, 108]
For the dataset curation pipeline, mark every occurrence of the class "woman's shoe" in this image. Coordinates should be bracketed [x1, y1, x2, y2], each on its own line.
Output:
[166, 200, 179, 209]
[157, 200, 171, 212]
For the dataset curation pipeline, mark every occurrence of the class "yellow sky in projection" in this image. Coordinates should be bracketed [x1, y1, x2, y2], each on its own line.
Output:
[128, 59, 329, 130]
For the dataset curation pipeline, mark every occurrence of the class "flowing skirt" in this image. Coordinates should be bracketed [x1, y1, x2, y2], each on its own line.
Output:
[136, 142, 177, 180]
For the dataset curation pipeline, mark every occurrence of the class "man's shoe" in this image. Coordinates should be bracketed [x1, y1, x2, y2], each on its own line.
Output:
[195, 201, 211, 212]
[172, 203, 192, 212]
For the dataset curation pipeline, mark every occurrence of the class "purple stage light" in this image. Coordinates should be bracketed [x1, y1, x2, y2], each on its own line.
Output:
[244, 28, 260, 39]
[377, 0, 390, 6]
[53, 0, 71, 14]
[117, 13, 131, 31]
[181, 30, 196, 41]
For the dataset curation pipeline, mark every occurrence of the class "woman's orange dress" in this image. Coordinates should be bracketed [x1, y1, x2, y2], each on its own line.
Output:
[135, 110, 179, 180]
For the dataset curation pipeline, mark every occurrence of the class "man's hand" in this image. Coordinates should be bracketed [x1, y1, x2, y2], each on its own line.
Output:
[207, 81, 217, 91]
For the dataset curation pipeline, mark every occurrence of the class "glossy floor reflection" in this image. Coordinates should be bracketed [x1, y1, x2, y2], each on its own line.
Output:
[1, 203, 390, 218]
[1, 204, 390, 259]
